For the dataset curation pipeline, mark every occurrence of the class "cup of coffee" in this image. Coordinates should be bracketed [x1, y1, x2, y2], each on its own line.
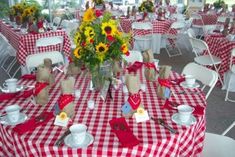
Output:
[3, 78, 18, 92]
[87, 100, 95, 110]
[69, 124, 87, 145]
[177, 105, 194, 123]
[185, 75, 196, 87]
[5, 104, 21, 123]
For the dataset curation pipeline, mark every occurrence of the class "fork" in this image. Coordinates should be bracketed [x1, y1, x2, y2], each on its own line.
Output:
[151, 117, 177, 134]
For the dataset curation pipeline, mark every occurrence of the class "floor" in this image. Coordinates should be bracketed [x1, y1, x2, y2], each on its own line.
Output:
[0, 45, 235, 139]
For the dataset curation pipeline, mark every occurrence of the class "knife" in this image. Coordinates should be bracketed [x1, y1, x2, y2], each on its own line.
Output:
[55, 129, 71, 146]
[151, 117, 177, 134]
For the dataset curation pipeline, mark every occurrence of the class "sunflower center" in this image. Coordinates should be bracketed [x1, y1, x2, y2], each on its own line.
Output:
[105, 26, 112, 34]
[99, 47, 105, 52]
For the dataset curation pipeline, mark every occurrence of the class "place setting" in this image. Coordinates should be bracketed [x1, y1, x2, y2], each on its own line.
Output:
[180, 75, 200, 89]
[0, 78, 24, 94]
[0, 104, 27, 126]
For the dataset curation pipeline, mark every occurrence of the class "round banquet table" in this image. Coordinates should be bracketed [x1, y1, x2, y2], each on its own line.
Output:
[0, 68, 206, 157]
[120, 18, 174, 54]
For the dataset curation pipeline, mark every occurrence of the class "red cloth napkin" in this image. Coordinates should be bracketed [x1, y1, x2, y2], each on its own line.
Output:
[21, 74, 36, 80]
[163, 99, 178, 110]
[170, 77, 185, 85]
[0, 93, 19, 102]
[193, 106, 205, 116]
[109, 117, 140, 148]
[13, 112, 54, 135]
[127, 61, 143, 73]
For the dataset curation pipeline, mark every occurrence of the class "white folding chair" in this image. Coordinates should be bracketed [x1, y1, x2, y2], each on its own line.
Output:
[26, 36, 65, 73]
[165, 21, 185, 57]
[224, 48, 235, 102]
[190, 12, 204, 39]
[131, 22, 153, 51]
[202, 121, 235, 157]
[187, 28, 196, 38]
[53, 17, 62, 28]
[60, 19, 70, 29]
[189, 37, 223, 86]
[182, 62, 218, 99]
[122, 50, 143, 64]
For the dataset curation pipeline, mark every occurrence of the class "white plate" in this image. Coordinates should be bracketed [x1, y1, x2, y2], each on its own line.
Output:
[0, 113, 28, 126]
[0, 85, 24, 93]
[64, 132, 94, 148]
[171, 113, 196, 126]
[180, 81, 200, 89]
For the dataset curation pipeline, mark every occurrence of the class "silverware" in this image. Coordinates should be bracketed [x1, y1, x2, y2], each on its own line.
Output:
[55, 129, 71, 146]
[151, 117, 177, 134]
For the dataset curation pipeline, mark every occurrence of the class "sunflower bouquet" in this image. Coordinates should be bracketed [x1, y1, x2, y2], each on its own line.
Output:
[138, 0, 154, 13]
[73, 9, 130, 89]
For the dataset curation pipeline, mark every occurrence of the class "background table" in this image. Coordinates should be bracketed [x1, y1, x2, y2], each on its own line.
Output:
[0, 69, 206, 157]
[193, 13, 218, 25]
[0, 21, 71, 66]
[205, 35, 235, 85]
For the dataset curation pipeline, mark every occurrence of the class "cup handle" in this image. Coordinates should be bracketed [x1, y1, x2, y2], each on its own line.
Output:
[3, 83, 7, 89]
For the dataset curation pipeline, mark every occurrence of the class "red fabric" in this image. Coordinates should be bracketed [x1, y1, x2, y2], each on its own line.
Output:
[0, 93, 19, 102]
[158, 78, 171, 88]
[58, 94, 74, 110]
[109, 117, 140, 148]
[34, 82, 48, 96]
[170, 77, 185, 85]
[163, 99, 178, 110]
[37, 21, 44, 29]
[193, 106, 205, 116]
[21, 74, 36, 80]
[127, 93, 141, 110]
[127, 61, 143, 73]
[144, 62, 156, 70]
[13, 112, 54, 135]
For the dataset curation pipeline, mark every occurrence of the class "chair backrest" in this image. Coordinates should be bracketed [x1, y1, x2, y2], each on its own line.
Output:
[187, 28, 196, 38]
[53, 17, 61, 26]
[26, 51, 65, 73]
[203, 121, 235, 157]
[230, 48, 235, 71]
[122, 50, 143, 64]
[170, 21, 185, 29]
[131, 22, 152, 30]
[35, 36, 64, 53]
[60, 19, 69, 28]
[203, 25, 216, 35]
[191, 12, 204, 26]
[182, 62, 218, 99]
[188, 37, 210, 57]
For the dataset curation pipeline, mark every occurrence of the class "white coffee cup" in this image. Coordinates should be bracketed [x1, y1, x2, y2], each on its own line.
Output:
[3, 78, 18, 92]
[69, 124, 87, 145]
[74, 89, 81, 98]
[185, 75, 196, 87]
[87, 100, 95, 110]
[177, 105, 194, 123]
[5, 104, 21, 123]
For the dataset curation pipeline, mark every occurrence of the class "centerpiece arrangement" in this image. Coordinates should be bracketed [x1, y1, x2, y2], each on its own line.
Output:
[138, 0, 154, 13]
[73, 9, 130, 90]
[8, 1, 41, 26]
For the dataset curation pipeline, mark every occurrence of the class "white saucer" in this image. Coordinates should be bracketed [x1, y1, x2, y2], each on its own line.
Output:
[64, 132, 94, 148]
[0, 85, 24, 93]
[180, 81, 200, 89]
[171, 113, 197, 126]
[0, 113, 28, 126]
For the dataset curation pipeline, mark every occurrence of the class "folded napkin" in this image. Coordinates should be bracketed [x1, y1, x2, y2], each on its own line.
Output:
[109, 117, 140, 148]
[21, 74, 36, 80]
[170, 77, 185, 85]
[163, 99, 178, 110]
[0, 93, 19, 102]
[17, 90, 34, 98]
[193, 106, 205, 116]
[13, 112, 54, 135]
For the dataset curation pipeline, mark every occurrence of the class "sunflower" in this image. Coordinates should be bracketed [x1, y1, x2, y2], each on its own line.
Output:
[101, 21, 117, 36]
[96, 42, 108, 54]
[59, 112, 68, 120]
[74, 32, 81, 46]
[121, 44, 128, 53]
[84, 26, 95, 39]
[83, 8, 96, 23]
[73, 47, 81, 59]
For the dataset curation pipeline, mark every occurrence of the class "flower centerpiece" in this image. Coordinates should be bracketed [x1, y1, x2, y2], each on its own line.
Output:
[73, 9, 130, 90]
[213, 0, 225, 9]
[138, 0, 154, 13]
[8, 1, 41, 26]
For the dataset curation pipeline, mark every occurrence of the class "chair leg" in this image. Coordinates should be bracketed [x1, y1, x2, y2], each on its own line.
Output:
[225, 75, 235, 102]
[222, 121, 235, 135]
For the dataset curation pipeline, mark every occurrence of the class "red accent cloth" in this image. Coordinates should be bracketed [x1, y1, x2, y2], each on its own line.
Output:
[158, 78, 171, 88]
[144, 62, 156, 70]
[127, 93, 141, 110]
[21, 74, 36, 80]
[193, 106, 205, 116]
[58, 94, 75, 110]
[0, 93, 19, 102]
[37, 21, 44, 29]
[170, 77, 185, 85]
[13, 112, 54, 135]
[127, 61, 143, 73]
[109, 117, 140, 148]
[163, 99, 178, 110]
[34, 82, 49, 96]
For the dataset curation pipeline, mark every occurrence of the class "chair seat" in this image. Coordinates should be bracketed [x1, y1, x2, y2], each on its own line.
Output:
[192, 24, 203, 28]
[194, 55, 221, 66]
[133, 35, 152, 41]
[202, 133, 235, 157]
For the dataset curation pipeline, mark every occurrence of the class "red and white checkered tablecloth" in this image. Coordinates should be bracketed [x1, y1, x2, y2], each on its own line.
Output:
[0, 21, 71, 66]
[0, 69, 206, 157]
[205, 35, 235, 84]
[193, 13, 218, 26]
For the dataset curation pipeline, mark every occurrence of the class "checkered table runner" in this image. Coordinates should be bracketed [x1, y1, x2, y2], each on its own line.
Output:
[205, 35, 235, 85]
[0, 69, 206, 157]
[0, 21, 71, 66]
